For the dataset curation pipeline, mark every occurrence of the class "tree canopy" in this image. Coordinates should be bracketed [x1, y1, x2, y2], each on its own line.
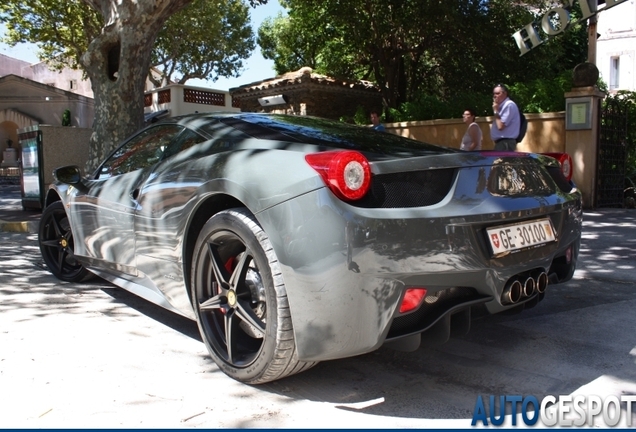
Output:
[151, 0, 255, 85]
[0, 0, 101, 71]
[1, 0, 590, 163]
[1, 0, 256, 86]
[258, 0, 589, 120]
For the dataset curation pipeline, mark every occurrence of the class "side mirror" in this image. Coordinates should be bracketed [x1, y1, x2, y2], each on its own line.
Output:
[53, 165, 89, 193]
[53, 165, 83, 185]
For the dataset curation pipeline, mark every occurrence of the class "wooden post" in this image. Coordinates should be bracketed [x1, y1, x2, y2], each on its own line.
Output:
[588, 14, 598, 65]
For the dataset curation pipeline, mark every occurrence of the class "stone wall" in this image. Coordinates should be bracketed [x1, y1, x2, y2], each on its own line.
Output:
[231, 67, 566, 154]
[40, 125, 92, 187]
[17, 124, 91, 207]
[385, 111, 566, 154]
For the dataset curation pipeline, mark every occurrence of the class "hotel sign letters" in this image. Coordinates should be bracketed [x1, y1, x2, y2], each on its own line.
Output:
[512, 0, 628, 56]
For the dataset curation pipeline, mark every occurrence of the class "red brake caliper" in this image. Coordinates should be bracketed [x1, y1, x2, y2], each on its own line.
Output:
[224, 256, 235, 273]
[219, 256, 235, 315]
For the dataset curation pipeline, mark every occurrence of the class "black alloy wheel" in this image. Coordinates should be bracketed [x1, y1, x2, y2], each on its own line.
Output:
[39, 201, 91, 282]
[191, 208, 315, 384]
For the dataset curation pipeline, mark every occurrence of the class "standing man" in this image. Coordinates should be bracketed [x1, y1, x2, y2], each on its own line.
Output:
[490, 84, 520, 151]
[370, 110, 386, 132]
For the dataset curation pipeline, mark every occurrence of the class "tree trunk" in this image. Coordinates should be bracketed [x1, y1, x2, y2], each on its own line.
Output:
[80, 0, 191, 172]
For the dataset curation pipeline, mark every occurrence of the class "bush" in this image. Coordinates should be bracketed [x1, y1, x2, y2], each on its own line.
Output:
[62, 109, 71, 126]
[509, 71, 574, 113]
[606, 91, 636, 190]
[389, 92, 492, 122]
[389, 70, 578, 122]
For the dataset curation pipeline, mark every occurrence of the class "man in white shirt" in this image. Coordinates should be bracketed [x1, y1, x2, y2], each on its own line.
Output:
[490, 84, 521, 151]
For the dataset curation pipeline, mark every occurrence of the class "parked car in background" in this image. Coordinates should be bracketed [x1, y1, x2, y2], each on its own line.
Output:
[38, 113, 582, 384]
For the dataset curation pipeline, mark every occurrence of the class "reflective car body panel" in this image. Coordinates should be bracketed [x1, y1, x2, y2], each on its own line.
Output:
[45, 113, 582, 362]
[257, 170, 581, 360]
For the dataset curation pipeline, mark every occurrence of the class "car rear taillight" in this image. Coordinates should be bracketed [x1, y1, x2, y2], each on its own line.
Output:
[305, 151, 371, 201]
[544, 152, 573, 181]
[399, 288, 427, 313]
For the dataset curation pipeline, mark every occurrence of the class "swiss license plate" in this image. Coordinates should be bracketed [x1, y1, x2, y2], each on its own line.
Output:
[487, 218, 556, 256]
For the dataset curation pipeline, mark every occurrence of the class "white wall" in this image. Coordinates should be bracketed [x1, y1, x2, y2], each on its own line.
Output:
[144, 84, 239, 117]
[30, 62, 94, 99]
[596, 0, 636, 92]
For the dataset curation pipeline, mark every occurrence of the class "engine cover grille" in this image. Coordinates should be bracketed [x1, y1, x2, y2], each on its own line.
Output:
[354, 168, 456, 208]
[546, 166, 573, 193]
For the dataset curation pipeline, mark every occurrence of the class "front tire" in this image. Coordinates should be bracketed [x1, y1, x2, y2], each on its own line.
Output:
[191, 208, 316, 384]
[39, 201, 92, 282]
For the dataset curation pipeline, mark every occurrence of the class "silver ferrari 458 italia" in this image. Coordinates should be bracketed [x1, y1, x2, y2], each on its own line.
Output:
[39, 112, 582, 384]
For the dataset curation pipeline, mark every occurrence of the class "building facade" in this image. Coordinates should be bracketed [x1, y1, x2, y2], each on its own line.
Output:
[144, 84, 239, 121]
[0, 53, 94, 99]
[230, 67, 383, 122]
[0, 74, 95, 169]
[596, 0, 636, 93]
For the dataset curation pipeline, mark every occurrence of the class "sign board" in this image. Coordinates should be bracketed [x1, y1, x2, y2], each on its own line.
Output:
[566, 97, 593, 130]
[18, 126, 44, 209]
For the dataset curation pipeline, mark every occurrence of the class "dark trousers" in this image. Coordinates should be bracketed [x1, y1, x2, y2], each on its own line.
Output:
[494, 138, 517, 151]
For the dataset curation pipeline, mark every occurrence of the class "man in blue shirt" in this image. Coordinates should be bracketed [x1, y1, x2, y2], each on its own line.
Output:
[370, 111, 386, 132]
[490, 84, 520, 151]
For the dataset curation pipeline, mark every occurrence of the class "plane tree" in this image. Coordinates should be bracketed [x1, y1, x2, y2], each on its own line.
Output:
[151, 0, 255, 86]
[1, 0, 263, 168]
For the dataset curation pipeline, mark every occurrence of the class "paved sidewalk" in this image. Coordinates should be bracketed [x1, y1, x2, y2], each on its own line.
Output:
[0, 184, 42, 233]
[0, 186, 634, 428]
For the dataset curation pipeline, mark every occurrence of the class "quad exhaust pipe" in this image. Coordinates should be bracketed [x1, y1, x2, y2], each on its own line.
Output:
[522, 276, 535, 297]
[535, 271, 548, 294]
[501, 279, 523, 304]
[501, 271, 549, 305]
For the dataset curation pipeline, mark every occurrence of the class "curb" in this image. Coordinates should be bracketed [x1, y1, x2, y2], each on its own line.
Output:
[0, 220, 39, 234]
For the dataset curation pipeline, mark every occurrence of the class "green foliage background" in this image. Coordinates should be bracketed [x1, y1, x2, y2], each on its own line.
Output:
[607, 91, 636, 187]
[387, 69, 578, 123]
[0, 0, 255, 85]
[259, 0, 590, 123]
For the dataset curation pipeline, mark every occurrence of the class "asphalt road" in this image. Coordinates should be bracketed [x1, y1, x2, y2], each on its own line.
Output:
[1, 210, 635, 428]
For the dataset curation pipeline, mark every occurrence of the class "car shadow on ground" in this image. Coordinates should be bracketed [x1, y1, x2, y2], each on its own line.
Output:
[99, 286, 203, 342]
[78, 210, 636, 421]
[99, 269, 636, 422]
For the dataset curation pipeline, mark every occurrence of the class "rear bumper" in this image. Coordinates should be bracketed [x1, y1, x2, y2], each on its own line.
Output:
[257, 186, 582, 361]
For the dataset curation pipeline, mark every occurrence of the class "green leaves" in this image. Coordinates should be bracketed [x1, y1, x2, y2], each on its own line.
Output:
[257, 0, 588, 120]
[152, 0, 255, 84]
[0, 0, 101, 70]
[1, 0, 256, 84]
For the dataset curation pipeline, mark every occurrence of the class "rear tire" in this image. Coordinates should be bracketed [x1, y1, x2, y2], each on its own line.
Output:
[39, 201, 92, 282]
[191, 208, 316, 384]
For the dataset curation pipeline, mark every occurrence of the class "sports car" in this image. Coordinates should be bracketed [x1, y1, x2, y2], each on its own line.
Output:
[39, 112, 582, 384]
